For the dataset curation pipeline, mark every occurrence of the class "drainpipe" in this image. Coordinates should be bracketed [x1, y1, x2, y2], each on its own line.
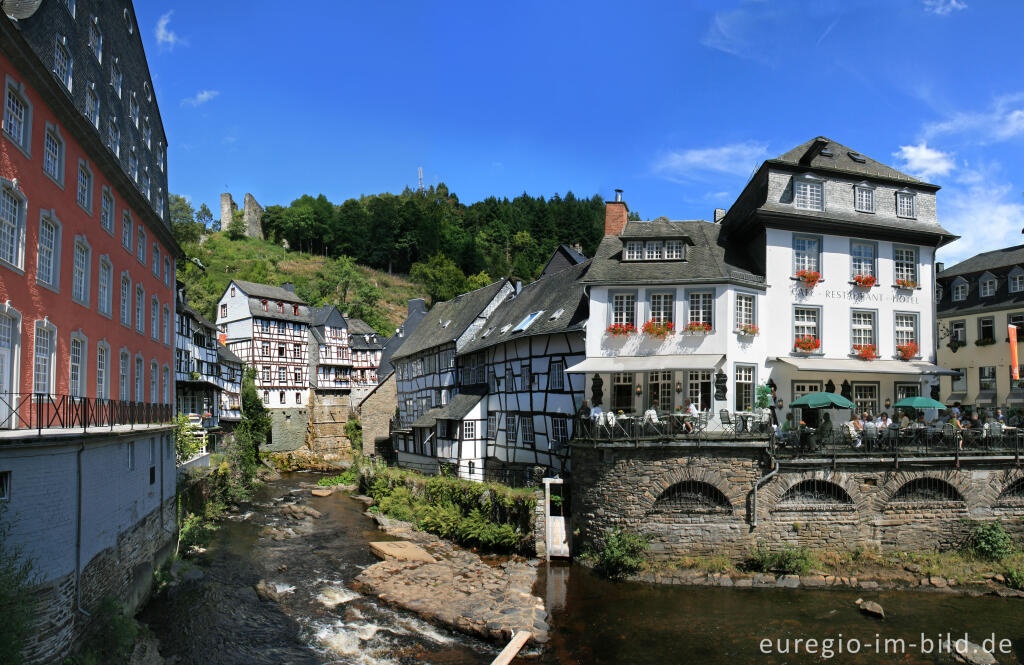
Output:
[75, 440, 90, 617]
[751, 457, 778, 528]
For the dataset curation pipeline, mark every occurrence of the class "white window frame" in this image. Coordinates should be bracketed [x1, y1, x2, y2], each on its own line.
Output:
[111, 59, 122, 98]
[0, 177, 28, 272]
[69, 331, 87, 398]
[463, 420, 476, 440]
[735, 292, 755, 329]
[1010, 269, 1024, 294]
[43, 123, 66, 187]
[100, 186, 114, 234]
[894, 312, 918, 350]
[893, 246, 918, 284]
[548, 360, 565, 390]
[793, 306, 820, 344]
[33, 319, 57, 395]
[150, 360, 158, 403]
[119, 273, 132, 326]
[896, 190, 916, 219]
[76, 159, 93, 213]
[36, 211, 62, 291]
[84, 84, 99, 128]
[854, 182, 875, 213]
[687, 291, 713, 327]
[792, 234, 820, 274]
[88, 19, 103, 63]
[96, 340, 110, 399]
[850, 240, 876, 278]
[135, 284, 145, 332]
[137, 226, 146, 264]
[71, 236, 91, 307]
[734, 364, 755, 412]
[108, 117, 120, 156]
[793, 174, 824, 211]
[649, 291, 674, 324]
[119, 349, 130, 401]
[97, 256, 112, 317]
[134, 355, 143, 401]
[53, 35, 73, 92]
[980, 277, 996, 298]
[3, 76, 33, 157]
[952, 280, 967, 302]
[150, 296, 159, 339]
[129, 146, 138, 182]
[163, 305, 170, 345]
[644, 241, 663, 260]
[851, 309, 877, 349]
[665, 239, 684, 260]
[624, 241, 642, 261]
[611, 291, 637, 327]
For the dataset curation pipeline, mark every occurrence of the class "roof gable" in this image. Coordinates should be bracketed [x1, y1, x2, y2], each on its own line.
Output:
[771, 136, 932, 188]
[230, 280, 308, 305]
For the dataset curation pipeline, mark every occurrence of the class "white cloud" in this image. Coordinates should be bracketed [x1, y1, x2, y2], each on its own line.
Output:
[892, 142, 955, 180]
[180, 89, 219, 107]
[155, 11, 185, 50]
[924, 93, 1024, 143]
[937, 171, 1024, 265]
[654, 141, 769, 181]
[923, 0, 967, 15]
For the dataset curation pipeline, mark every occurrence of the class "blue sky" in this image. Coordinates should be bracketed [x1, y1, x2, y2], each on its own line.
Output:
[136, 0, 1024, 265]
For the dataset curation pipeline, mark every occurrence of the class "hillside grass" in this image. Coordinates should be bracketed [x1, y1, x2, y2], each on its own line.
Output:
[180, 233, 426, 335]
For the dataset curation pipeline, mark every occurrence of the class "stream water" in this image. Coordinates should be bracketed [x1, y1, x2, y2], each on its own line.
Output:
[142, 473, 1023, 665]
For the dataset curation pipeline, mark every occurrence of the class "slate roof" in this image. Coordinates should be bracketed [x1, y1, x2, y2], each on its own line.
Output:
[561, 244, 587, 264]
[770, 136, 932, 188]
[937, 245, 1024, 316]
[379, 299, 428, 379]
[579, 220, 764, 287]
[938, 244, 1024, 278]
[233, 280, 308, 304]
[309, 305, 346, 329]
[346, 318, 376, 335]
[390, 279, 513, 361]
[179, 300, 215, 332]
[411, 392, 485, 428]
[460, 261, 591, 354]
[217, 344, 243, 365]
[247, 300, 313, 324]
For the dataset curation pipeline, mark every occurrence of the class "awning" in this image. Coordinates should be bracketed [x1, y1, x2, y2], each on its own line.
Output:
[975, 391, 996, 404]
[412, 408, 443, 429]
[565, 354, 725, 373]
[947, 392, 967, 403]
[772, 357, 961, 376]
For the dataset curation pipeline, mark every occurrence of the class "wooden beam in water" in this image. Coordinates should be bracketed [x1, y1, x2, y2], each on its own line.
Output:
[490, 630, 532, 665]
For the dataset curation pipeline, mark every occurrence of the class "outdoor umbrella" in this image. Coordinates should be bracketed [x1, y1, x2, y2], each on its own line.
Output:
[789, 392, 856, 409]
[892, 396, 946, 410]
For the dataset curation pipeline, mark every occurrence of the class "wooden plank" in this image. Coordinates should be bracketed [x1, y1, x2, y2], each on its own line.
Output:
[369, 541, 436, 563]
[490, 630, 532, 665]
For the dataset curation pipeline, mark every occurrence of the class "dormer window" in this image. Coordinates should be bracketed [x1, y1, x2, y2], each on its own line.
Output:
[1010, 268, 1024, 293]
[644, 241, 663, 260]
[549, 308, 564, 320]
[293, 304, 299, 315]
[854, 182, 875, 213]
[513, 311, 544, 333]
[980, 275, 997, 297]
[952, 280, 967, 302]
[625, 241, 642, 261]
[665, 240, 684, 260]
[794, 175, 824, 211]
[896, 190, 916, 219]
[278, 301, 284, 313]
[261, 300, 268, 312]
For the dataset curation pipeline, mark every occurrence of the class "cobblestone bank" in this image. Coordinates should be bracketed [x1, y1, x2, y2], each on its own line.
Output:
[353, 514, 549, 645]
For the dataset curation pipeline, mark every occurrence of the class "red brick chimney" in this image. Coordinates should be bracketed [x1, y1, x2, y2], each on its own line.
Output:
[604, 189, 629, 236]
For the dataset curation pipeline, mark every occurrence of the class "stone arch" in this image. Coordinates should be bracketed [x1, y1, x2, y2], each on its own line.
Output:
[761, 470, 867, 514]
[778, 479, 854, 506]
[645, 465, 740, 515]
[648, 480, 732, 514]
[890, 477, 964, 503]
[996, 476, 1024, 505]
[877, 469, 971, 511]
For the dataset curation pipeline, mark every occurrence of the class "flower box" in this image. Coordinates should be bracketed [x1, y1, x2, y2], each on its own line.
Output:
[896, 342, 919, 360]
[737, 324, 759, 336]
[975, 337, 996, 347]
[852, 274, 877, 288]
[794, 335, 820, 352]
[794, 270, 822, 287]
[895, 279, 918, 289]
[853, 344, 879, 360]
[641, 319, 675, 339]
[606, 323, 636, 337]
[684, 321, 712, 334]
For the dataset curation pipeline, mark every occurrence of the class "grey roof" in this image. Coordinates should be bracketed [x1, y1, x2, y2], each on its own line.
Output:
[233, 280, 308, 304]
[579, 220, 764, 287]
[346, 318, 376, 335]
[938, 244, 1024, 278]
[461, 261, 591, 354]
[310, 305, 346, 329]
[770, 136, 932, 188]
[390, 279, 513, 361]
[411, 392, 484, 428]
[179, 300, 215, 332]
[755, 199, 957, 243]
[561, 244, 587, 263]
[937, 244, 1024, 316]
[248, 300, 313, 324]
[217, 344, 243, 365]
[379, 299, 429, 379]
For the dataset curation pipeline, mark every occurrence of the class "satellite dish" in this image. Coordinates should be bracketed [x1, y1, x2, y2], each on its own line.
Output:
[2, 0, 43, 19]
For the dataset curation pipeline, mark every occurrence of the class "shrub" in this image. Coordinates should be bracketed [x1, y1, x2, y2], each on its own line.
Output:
[345, 418, 363, 450]
[68, 598, 138, 665]
[968, 521, 1015, 561]
[0, 506, 35, 665]
[1006, 567, 1024, 590]
[377, 486, 417, 523]
[594, 528, 648, 579]
[317, 468, 358, 487]
[744, 545, 815, 575]
[178, 512, 219, 552]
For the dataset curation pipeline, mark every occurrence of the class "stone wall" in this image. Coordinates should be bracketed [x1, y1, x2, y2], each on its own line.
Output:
[264, 409, 309, 452]
[305, 394, 353, 461]
[243, 193, 264, 239]
[571, 442, 1024, 560]
[220, 193, 237, 231]
[358, 373, 396, 457]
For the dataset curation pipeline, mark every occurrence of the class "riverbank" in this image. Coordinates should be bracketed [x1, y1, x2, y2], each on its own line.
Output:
[353, 511, 549, 646]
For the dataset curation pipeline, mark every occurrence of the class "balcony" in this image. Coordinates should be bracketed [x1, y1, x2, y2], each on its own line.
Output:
[0, 393, 172, 438]
[773, 424, 1024, 461]
[572, 412, 770, 446]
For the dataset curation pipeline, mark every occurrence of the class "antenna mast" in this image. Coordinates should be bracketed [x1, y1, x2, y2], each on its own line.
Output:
[417, 166, 424, 192]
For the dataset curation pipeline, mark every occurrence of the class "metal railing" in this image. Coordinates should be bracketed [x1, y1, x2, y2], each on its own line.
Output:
[572, 412, 772, 444]
[0, 393, 172, 438]
[771, 425, 1023, 459]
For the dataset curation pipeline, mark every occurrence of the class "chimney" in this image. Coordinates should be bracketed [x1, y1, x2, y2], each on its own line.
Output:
[604, 189, 629, 236]
[713, 208, 727, 223]
[936, 262, 945, 273]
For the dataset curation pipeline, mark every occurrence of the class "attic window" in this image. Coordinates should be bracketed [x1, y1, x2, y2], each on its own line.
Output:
[261, 300, 268, 312]
[513, 311, 544, 333]
[549, 308, 564, 320]
[848, 151, 866, 163]
[665, 240, 684, 260]
[481, 327, 494, 338]
[442, 320, 452, 328]
[819, 148, 834, 157]
[293, 304, 299, 315]
[278, 301, 284, 313]
[500, 324, 512, 334]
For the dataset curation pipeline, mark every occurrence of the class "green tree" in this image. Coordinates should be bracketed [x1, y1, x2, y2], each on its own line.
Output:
[224, 367, 270, 500]
[197, 202, 216, 232]
[0, 505, 36, 665]
[169, 194, 201, 245]
[226, 209, 246, 240]
[411, 254, 470, 304]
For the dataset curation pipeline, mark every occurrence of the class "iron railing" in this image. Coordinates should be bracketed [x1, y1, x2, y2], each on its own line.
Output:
[572, 412, 771, 444]
[0, 393, 172, 438]
[772, 425, 1023, 459]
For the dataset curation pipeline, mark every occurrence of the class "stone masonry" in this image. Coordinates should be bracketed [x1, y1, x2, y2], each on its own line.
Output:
[571, 441, 1024, 560]
[220, 192, 237, 231]
[357, 372, 396, 457]
[243, 193, 264, 239]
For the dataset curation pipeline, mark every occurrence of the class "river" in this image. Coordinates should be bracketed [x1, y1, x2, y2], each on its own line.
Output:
[141, 473, 1023, 664]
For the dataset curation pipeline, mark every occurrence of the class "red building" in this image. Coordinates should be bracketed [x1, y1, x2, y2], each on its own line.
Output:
[0, 3, 177, 426]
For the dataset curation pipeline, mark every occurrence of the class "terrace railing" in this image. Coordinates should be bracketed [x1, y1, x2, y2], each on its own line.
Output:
[771, 424, 1023, 460]
[0, 393, 172, 439]
[572, 412, 771, 444]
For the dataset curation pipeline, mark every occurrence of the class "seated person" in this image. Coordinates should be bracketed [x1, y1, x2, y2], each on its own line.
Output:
[898, 410, 911, 429]
[643, 400, 660, 424]
[913, 413, 927, 428]
[995, 408, 1007, 424]
[685, 398, 699, 417]
[850, 413, 864, 432]
[590, 403, 604, 420]
[875, 412, 891, 429]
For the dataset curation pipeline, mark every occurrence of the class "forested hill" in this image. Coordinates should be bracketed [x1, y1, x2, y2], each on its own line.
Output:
[170, 185, 621, 336]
